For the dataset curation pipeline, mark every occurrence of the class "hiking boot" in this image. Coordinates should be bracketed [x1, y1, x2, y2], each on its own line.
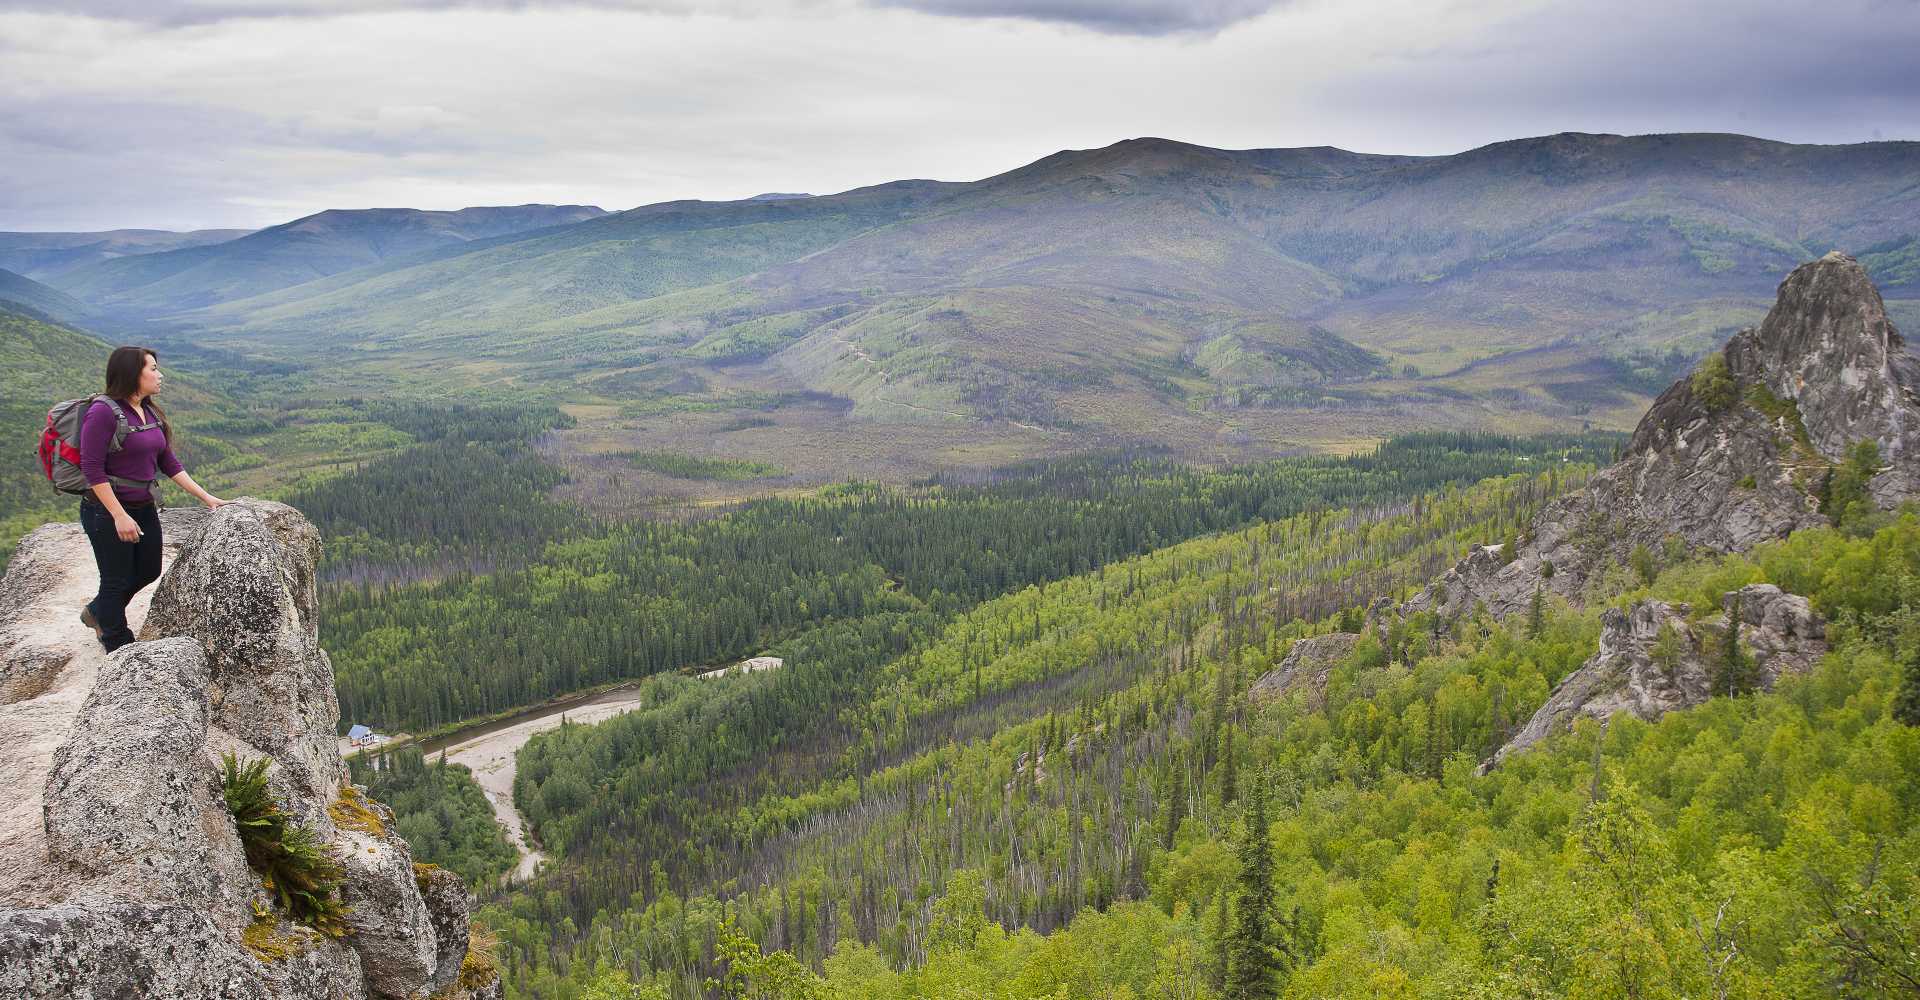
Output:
[80, 606, 102, 639]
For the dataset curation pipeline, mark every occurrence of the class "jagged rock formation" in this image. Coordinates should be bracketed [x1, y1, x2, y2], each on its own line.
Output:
[0, 500, 499, 999]
[1250, 632, 1361, 708]
[1408, 252, 1919, 621]
[1485, 583, 1827, 770]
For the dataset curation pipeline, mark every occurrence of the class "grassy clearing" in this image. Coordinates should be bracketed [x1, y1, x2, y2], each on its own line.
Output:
[622, 451, 788, 481]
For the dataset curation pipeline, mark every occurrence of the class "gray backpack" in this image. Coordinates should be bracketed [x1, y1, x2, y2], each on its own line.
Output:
[39, 395, 162, 495]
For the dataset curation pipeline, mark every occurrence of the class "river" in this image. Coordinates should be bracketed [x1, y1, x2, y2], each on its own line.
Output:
[422, 686, 652, 882]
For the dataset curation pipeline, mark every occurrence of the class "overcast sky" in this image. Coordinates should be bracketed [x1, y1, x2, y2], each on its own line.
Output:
[3, 0, 1917, 231]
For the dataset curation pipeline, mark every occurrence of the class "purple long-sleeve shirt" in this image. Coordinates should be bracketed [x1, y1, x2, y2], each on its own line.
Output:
[80, 398, 182, 504]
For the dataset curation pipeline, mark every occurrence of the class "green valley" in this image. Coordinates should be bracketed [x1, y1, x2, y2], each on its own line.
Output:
[24, 132, 1916, 494]
[5, 131, 1920, 1000]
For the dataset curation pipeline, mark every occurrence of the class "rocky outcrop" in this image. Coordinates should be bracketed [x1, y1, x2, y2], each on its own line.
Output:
[416, 865, 477, 998]
[42, 638, 252, 911]
[0, 500, 497, 999]
[138, 501, 341, 812]
[1486, 583, 1826, 769]
[1732, 254, 1920, 504]
[0, 904, 363, 998]
[1250, 632, 1361, 707]
[1408, 253, 1919, 621]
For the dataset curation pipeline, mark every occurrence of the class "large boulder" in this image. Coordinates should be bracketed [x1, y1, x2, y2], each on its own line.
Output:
[42, 638, 253, 913]
[0, 499, 494, 999]
[139, 501, 341, 814]
[334, 795, 441, 999]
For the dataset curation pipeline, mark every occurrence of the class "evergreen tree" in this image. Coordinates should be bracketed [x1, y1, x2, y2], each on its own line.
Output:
[1161, 750, 1186, 853]
[1208, 665, 1233, 764]
[1527, 588, 1547, 639]
[1895, 645, 1920, 727]
[1716, 592, 1754, 697]
[1821, 439, 1883, 531]
[1225, 777, 1280, 1000]
[1205, 894, 1232, 992]
[1219, 724, 1239, 806]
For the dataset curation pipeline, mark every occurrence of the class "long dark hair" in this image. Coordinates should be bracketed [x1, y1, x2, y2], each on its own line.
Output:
[104, 346, 170, 442]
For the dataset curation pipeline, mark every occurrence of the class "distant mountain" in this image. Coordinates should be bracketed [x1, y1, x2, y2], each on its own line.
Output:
[169, 133, 1919, 446]
[0, 304, 118, 558]
[0, 228, 251, 282]
[0, 268, 92, 325]
[747, 192, 813, 201]
[188, 183, 960, 344]
[50, 204, 608, 314]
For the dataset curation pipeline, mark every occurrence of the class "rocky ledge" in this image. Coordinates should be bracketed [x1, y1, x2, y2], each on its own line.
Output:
[0, 500, 498, 1000]
[1249, 632, 1361, 708]
[1407, 252, 1919, 621]
[1484, 583, 1827, 770]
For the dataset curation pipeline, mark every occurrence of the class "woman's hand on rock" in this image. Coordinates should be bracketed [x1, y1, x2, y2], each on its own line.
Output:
[204, 495, 229, 510]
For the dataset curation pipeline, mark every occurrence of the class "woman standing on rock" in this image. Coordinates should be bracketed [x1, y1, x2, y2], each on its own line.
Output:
[78, 346, 227, 653]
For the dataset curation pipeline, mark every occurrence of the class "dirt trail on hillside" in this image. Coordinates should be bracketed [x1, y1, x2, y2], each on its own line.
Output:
[0, 521, 187, 905]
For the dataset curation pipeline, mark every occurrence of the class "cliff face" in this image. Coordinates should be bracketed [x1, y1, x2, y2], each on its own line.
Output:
[1392, 253, 1917, 768]
[1408, 252, 1920, 621]
[1482, 584, 1827, 771]
[0, 500, 497, 1000]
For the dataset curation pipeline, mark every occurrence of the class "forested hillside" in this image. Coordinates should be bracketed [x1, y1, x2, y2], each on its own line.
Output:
[390, 254, 1917, 999]
[320, 432, 1612, 733]
[475, 493, 1920, 1000]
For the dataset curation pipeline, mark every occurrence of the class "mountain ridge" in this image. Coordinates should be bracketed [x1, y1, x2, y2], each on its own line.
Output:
[0, 269, 91, 326]
[0, 229, 253, 282]
[49, 204, 608, 314]
[166, 133, 1920, 439]
[33, 132, 1920, 483]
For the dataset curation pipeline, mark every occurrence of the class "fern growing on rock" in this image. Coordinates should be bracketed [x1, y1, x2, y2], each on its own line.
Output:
[221, 752, 350, 936]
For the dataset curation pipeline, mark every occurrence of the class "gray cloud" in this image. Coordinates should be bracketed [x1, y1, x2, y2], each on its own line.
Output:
[1310, 0, 1920, 155]
[1, 0, 1914, 232]
[0, 1, 729, 28]
[15, 0, 1282, 33]
[865, 0, 1286, 35]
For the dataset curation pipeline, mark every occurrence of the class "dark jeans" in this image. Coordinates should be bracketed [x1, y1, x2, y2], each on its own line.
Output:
[80, 497, 162, 653]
